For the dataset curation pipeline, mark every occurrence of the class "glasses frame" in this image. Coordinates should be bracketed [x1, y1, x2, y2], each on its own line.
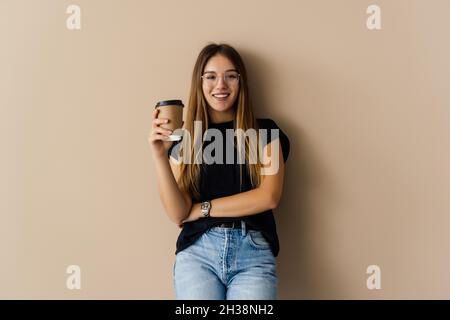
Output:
[201, 72, 241, 86]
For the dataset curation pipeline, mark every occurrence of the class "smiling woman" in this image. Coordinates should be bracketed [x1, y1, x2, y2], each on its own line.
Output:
[148, 43, 290, 300]
[201, 55, 241, 123]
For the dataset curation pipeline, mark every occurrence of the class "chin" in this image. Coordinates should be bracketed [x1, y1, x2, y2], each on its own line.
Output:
[214, 105, 233, 112]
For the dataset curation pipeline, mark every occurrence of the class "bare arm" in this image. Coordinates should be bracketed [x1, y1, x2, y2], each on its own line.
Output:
[149, 109, 192, 225]
[153, 156, 192, 225]
[182, 140, 285, 222]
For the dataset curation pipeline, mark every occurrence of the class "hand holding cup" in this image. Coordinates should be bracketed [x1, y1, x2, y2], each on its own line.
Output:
[148, 100, 184, 159]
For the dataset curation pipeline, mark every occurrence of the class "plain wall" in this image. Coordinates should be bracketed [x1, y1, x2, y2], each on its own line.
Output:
[1, 0, 449, 299]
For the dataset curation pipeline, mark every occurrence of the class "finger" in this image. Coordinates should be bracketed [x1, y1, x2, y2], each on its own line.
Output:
[152, 118, 169, 129]
[152, 127, 173, 136]
[149, 133, 169, 142]
[148, 134, 167, 142]
[154, 118, 169, 124]
[152, 108, 159, 120]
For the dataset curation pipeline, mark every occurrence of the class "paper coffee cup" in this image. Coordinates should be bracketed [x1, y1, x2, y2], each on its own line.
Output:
[155, 100, 184, 141]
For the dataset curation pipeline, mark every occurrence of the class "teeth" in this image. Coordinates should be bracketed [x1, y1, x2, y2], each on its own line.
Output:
[213, 94, 229, 98]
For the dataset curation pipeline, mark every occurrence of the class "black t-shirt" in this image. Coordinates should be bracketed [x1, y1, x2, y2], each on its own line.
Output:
[167, 118, 290, 257]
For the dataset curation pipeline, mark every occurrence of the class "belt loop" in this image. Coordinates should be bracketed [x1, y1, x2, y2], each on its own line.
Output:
[241, 220, 246, 237]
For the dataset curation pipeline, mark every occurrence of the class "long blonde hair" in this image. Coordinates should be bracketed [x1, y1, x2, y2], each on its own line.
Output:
[178, 43, 262, 199]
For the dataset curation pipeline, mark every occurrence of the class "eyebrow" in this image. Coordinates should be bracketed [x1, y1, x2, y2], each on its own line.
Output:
[203, 69, 238, 74]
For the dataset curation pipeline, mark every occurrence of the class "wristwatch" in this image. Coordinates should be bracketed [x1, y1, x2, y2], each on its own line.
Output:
[200, 201, 211, 218]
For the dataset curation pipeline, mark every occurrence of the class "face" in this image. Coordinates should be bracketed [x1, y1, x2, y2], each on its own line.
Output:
[202, 54, 240, 121]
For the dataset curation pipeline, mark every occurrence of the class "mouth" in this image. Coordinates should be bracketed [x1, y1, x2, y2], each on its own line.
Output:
[212, 93, 230, 102]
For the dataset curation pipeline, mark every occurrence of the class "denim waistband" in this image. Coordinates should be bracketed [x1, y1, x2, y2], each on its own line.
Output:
[210, 220, 250, 236]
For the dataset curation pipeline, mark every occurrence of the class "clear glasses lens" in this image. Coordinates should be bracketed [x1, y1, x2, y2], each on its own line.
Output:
[202, 72, 240, 86]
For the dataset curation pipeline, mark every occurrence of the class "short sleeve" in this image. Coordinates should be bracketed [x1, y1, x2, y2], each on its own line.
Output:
[258, 118, 290, 162]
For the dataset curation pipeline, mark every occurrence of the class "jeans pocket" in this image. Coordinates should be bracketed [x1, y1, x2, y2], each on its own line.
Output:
[246, 230, 271, 250]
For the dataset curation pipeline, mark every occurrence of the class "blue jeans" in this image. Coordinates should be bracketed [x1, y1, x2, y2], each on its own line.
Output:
[173, 221, 278, 300]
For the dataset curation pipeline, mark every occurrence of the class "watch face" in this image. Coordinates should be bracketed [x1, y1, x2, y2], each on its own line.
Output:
[201, 202, 210, 210]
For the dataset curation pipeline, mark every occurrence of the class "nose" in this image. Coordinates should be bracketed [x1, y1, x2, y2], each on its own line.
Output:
[215, 75, 229, 89]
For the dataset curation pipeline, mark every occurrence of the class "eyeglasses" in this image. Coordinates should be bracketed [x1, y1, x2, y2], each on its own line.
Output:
[201, 71, 240, 86]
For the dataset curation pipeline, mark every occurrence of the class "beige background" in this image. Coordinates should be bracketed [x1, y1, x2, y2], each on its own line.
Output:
[1, 0, 449, 299]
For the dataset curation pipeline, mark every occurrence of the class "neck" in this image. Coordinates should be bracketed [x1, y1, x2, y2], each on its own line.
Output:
[208, 108, 235, 124]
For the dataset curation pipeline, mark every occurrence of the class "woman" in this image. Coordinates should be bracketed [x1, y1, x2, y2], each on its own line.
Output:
[148, 43, 290, 299]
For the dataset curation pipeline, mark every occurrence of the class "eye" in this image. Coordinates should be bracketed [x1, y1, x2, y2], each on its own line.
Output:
[205, 75, 216, 80]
